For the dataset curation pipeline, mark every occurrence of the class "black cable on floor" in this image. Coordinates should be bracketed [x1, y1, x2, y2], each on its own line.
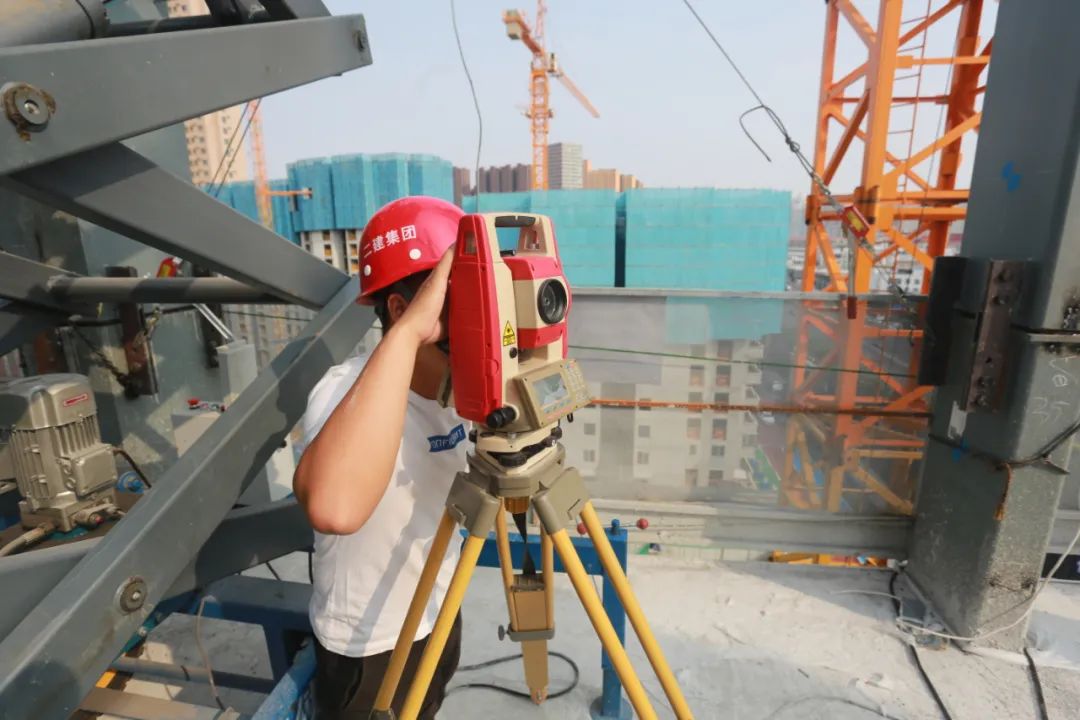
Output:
[447, 651, 579, 701]
[890, 572, 954, 720]
[1024, 647, 1050, 720]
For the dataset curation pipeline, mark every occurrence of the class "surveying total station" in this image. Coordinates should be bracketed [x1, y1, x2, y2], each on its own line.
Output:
[370, 213, 693, 720]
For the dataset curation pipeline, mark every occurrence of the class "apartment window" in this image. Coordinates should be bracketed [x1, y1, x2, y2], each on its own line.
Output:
[715, 366, 731, 387]
[685, 469, 699, 487]
[709, 470, 724, 485]
[712, 418, 727, 440]
[583, 449, 596, 463]
[638, 397, 652, 412]
[711, 445, 725, 457]
[584, 422, 597, 436]
[689, 444, 697, 456]
[689, 365, 705, 387]
[714, 391, 729, 404]
[636, 451, 649, 465]
[686, 418, 701, 440]
[638, 425, 650, 439]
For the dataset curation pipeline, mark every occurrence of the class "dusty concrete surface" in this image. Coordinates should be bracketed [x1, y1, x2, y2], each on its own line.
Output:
[106, 554, 1080, 719]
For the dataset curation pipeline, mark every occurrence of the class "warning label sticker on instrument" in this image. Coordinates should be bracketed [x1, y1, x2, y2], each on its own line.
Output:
[502, 322, 516, 347]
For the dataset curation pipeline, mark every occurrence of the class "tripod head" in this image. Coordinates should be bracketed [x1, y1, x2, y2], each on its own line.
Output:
[444, 212, 591, 474]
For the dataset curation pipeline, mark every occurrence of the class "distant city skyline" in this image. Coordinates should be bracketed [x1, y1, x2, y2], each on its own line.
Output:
[259, 2, 995, 194]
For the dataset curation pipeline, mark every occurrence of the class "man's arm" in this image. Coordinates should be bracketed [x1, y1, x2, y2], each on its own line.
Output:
[293, 250, 452, 535]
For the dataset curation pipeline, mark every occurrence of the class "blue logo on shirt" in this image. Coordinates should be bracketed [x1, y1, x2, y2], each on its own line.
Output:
[428, 424, 466, 453]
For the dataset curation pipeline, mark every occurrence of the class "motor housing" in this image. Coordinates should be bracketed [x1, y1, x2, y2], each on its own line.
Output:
[0, 374, 117, 531]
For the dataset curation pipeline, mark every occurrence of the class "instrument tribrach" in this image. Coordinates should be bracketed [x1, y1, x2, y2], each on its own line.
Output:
[371, 213, 693, 720]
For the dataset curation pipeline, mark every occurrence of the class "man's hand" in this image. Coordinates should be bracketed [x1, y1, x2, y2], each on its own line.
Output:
[395, 247, 453, 346]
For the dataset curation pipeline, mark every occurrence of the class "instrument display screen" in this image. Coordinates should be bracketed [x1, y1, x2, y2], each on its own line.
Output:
[533, 373, 568, 409]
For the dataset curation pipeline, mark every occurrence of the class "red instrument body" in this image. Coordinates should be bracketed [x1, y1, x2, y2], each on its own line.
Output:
[448, 213, 571, 425]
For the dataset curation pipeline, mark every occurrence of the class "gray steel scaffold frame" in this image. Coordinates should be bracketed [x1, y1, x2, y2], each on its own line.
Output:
[0, 5, 374, 717]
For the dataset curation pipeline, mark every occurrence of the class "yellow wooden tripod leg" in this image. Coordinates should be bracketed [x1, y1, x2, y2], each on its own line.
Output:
[549, 529, 658, 720]
[398, 534, 486, 720]
[581, 502, 694, 719]
[541, 525, 554, 630]
[372, 511, 457, 714]
[494, 504, 520, 630]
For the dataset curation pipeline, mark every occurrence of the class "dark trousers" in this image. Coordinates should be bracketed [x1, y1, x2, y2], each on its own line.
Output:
[313, 613, 462, 720]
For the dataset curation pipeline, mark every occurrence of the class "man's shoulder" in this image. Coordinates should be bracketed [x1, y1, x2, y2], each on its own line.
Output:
[316, 354, 368, 389]
[306, 354, 368, 414]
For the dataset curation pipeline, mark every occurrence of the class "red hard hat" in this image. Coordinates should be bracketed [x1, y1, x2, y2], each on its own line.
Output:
[357, 196, 464, 304]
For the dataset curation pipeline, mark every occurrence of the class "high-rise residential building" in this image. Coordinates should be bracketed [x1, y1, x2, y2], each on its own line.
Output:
[581, 156, 642, 192]
[219, 152, 454, 368]
[561, 307, 769, 496]
[513, 164, 530, 192]
[167, 1, 250, 186]
[548, 143, 583, 189]
[474, 164, 530, 194]
[452, 167, 472, 206]
[585, 168, 620, 190]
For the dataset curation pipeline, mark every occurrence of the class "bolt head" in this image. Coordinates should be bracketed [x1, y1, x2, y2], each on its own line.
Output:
[3, 83, 52, 131]
[117, 577, 148, 613]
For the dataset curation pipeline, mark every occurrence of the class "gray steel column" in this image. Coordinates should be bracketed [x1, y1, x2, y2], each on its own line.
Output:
[908, 2, 1080, 650]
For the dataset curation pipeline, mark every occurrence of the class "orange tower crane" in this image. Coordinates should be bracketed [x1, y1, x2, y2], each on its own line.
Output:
[503, 1, 599, 190]
[247, 100, 311, 231]
[784, 0, 992, 514]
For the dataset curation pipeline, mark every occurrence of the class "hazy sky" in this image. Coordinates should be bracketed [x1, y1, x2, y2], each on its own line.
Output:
[261, 1, 996, 194]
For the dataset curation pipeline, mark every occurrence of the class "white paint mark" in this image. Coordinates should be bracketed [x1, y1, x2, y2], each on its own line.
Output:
[948, 402, 968, 440]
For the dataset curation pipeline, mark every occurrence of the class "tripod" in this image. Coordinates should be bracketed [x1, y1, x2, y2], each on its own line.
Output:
[370, 427, 694, 720]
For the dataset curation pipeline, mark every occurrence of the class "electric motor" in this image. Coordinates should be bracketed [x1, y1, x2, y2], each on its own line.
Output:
[0, 374, 117, 531]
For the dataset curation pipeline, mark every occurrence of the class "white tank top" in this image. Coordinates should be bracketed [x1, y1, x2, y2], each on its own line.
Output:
[299, 355, 466, 657]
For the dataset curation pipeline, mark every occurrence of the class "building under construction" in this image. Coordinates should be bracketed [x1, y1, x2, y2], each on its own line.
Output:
[0, 1, 1079, 719]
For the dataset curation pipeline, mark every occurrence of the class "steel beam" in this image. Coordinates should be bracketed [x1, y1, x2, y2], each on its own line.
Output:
[0, 250, 86, 314]
[164, 498, 314, 598]
[0, 299, 64, 357]
[592, 499, 913, 558]
[0, 279, 369, 719]
[908, 1, 1080, 651]
[4, 142, 347, 307]
[0, 14, 372, 174]
[110, 657, 277, 695]
[0, 498, 315, 649]
[48, 276, 280, 305]
[0, 0, 107, 49]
